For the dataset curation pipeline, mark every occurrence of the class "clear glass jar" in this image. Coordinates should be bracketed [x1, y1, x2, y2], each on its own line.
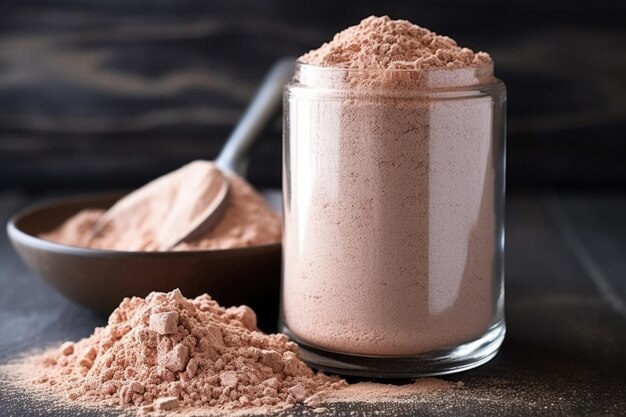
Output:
[281, 62, 506, 377]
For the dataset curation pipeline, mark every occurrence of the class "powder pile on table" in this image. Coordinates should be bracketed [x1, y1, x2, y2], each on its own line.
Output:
[8, 290, 345, 415]
[2, 289, 463, 416]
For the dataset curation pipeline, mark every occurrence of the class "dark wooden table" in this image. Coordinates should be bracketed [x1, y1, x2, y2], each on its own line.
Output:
[1, 190, 625, 417]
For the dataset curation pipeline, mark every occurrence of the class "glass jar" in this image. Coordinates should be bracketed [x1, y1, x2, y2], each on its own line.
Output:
[281, 62, 506, 377]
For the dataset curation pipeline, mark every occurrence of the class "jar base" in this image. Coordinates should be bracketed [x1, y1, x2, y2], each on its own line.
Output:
[281, 319, 505, 378]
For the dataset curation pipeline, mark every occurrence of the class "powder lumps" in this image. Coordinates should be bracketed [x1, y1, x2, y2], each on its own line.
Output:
[300, 15, 491, 70]
[10, 290, 345, 414]
[1, 290, 465, 415]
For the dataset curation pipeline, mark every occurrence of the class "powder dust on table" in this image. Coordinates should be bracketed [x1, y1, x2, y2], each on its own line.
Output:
[306, 378, 462, 406]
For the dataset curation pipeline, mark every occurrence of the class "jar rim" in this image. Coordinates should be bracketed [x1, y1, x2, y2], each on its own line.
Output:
[294, 61, 498, 91]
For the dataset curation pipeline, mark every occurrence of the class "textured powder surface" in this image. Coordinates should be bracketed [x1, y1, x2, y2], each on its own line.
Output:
[300, 16, 491, 70]
[3, 290, 345, 415]
[283, 16, 502, 355]
[40, 173, 281, 251]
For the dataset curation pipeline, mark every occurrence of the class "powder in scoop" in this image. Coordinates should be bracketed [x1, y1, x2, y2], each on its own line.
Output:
[300, 15, 491, 70]
[40, 172, 281, 251]
[5, 290, 344, 415]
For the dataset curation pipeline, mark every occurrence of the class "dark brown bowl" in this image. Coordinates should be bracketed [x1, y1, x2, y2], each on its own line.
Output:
[7, 192, 281, 314]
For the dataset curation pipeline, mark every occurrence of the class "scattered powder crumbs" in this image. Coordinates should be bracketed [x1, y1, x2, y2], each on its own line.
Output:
[0, 289, 462, 416]
[300, 15, 491, 70]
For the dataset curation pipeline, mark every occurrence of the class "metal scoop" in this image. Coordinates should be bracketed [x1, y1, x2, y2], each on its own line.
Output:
[88, 59, 294, 251]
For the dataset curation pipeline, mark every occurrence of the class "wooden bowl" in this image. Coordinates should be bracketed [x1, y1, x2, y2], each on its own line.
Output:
[7, 192, 281, 315]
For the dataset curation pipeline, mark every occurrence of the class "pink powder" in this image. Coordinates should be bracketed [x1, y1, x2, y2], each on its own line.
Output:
[300, 16, 491, 70]
[1, 290, 463, 415]
[4, 290, 345, 414]
[40, 172, 281, 251]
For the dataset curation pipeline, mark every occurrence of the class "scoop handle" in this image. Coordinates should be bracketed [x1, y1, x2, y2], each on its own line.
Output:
[215, 58, 296, 174]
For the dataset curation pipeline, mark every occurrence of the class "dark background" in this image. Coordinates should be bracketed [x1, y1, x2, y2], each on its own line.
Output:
[1, 0, 625, 191]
